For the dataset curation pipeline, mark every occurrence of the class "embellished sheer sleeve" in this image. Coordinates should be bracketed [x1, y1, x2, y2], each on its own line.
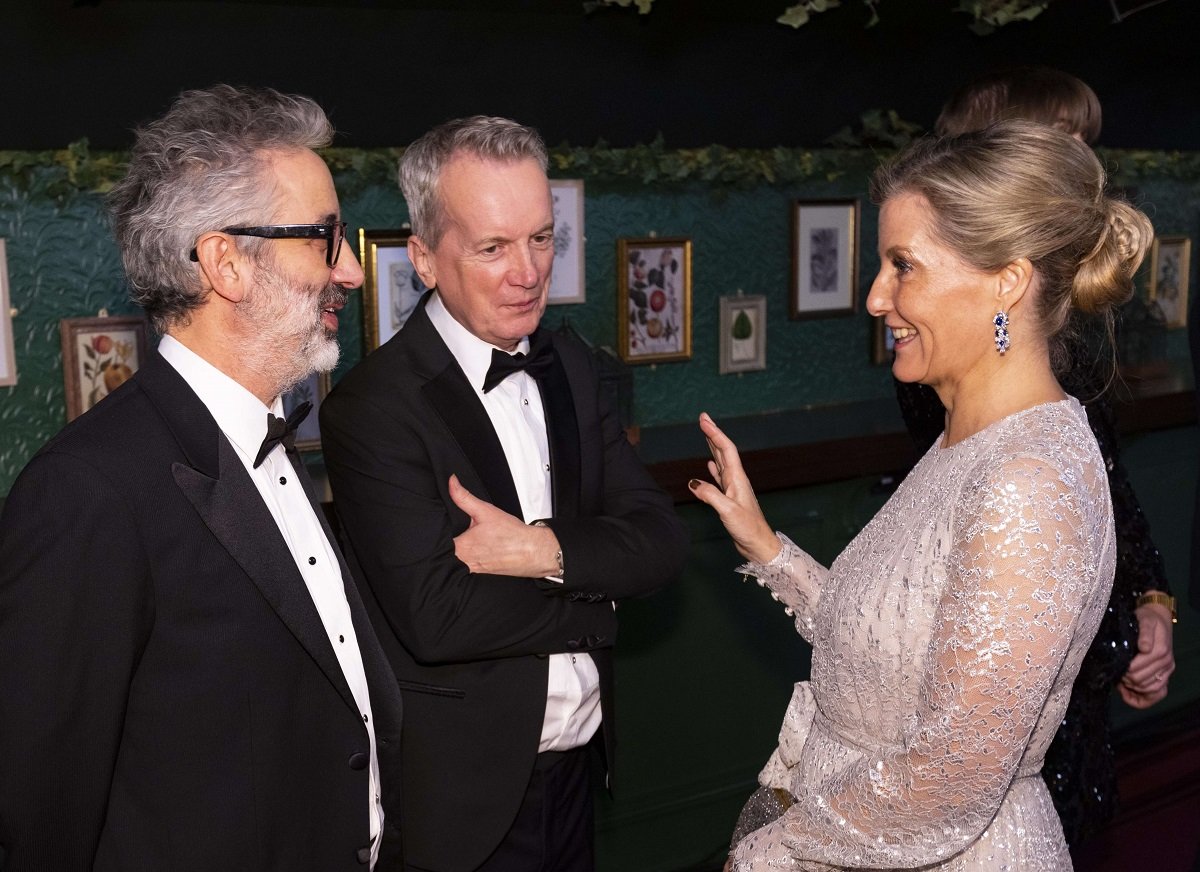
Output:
[732, 455, 1113, 871]
[737, 532, 828, 643]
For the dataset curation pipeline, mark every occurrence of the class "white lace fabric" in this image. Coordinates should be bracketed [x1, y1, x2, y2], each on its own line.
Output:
[733, 399, 1115, 871]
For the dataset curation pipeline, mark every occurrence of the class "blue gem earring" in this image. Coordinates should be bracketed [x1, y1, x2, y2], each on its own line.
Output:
[993, 311, 1010, 354]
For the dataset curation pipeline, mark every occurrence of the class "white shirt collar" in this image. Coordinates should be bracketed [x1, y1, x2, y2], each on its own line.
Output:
[425, 291, 530, 393]
[157, 334, 283, 463]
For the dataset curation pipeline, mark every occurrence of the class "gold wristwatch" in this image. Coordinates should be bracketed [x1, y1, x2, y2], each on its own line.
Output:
[1136, 592, 1177, 624]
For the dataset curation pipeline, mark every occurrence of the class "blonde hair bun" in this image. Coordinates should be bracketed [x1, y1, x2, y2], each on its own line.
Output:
[1071, 199, 1154, 314]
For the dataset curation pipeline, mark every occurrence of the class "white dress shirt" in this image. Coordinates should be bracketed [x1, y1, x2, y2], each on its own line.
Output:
[159, 335, 384, 866]
[426, 293, 602, 752]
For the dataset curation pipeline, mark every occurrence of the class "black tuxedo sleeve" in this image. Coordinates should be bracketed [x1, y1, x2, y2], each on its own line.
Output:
[321, 388, 617, 666]
[536, 343, 688, 601]
[0, 452, 154, 871]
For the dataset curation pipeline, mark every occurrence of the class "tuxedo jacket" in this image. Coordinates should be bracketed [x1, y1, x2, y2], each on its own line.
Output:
[0, 352, 404, 872]
[320, 296, 688, 872]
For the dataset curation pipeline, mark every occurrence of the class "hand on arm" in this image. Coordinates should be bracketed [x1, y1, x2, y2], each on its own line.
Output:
[1119, 594, 1174, 708]
[321, 387, 617, 663]
[448, 474, 562, 579]
[688, 412, 780, 565]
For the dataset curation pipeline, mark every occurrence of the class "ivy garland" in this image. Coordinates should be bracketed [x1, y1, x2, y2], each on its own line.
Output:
[591, 0, 1057, 34]
[3, 138, 1200, 199]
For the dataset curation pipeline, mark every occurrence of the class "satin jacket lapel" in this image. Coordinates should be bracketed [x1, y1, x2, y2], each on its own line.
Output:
[407, 304, 524, 518]
[135, 353, 359, 715]
[539, 334, 582, 520]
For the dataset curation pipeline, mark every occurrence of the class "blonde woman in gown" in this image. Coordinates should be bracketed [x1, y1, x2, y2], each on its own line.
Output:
[690, 121, 1154, 871]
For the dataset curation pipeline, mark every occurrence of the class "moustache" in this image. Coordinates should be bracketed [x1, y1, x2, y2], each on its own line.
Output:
[317, 285, 347, 311]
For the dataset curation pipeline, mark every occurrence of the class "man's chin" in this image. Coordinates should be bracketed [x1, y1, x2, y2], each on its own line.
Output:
[310, 339, 340, 374]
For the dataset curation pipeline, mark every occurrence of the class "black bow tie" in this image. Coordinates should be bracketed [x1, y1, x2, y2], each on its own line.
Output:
[482, 332, 555, 393]
[254, 400, 312, 468]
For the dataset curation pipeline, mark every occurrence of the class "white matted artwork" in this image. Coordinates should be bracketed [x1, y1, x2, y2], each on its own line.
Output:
[548, 179, 585, 304]
[281, 371, 330, 452]
[359, 228, 430, 352]
[59, 315, 149, 421]
[719, 295, 767, 374]
[0, 239, 16, 386]
[1147, 235, 1191, 329]
[790, 199, 859, 319]
[616, 236, 692, 364]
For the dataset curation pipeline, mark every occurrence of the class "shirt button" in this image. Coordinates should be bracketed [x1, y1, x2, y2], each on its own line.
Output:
[279, 476, 287, 485]
[339, 635, 345, 643]
[363, 713, 369, 722]
[544, 463, 550, 472]
[523, 398, 529, 405]
[308, 556, 316, 565]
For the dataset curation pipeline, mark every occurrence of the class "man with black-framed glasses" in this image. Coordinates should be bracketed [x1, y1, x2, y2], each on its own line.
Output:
[0, 85, 404, 872]
[190, 220, 348, 268]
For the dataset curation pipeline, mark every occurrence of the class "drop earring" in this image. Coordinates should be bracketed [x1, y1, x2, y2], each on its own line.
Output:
[993, 311, 1010, 354]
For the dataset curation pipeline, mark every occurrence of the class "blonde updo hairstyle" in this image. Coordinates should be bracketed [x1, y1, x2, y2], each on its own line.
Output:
[870, 120, 1152, 363]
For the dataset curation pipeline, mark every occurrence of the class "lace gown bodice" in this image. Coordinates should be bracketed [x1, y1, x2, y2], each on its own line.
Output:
[734, 399, 1116, 871]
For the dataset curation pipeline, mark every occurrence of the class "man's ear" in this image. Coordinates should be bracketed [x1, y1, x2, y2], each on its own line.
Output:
[193, 232, 250, 304]
[996, 257, 1035, 311]
[407, 235, 438, 290]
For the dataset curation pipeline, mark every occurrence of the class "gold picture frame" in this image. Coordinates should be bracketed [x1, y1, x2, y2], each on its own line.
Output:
[359, 228, 429, 353]
[616, 236, 692, 364]
[790, 199, 859, 319]
[60, 314, 149, 421]
[1147, 235, 1190, 329]
[0, 239, 16, 387]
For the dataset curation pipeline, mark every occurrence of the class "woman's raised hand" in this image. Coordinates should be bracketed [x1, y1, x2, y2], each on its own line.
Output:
[689, 412, 781, 565]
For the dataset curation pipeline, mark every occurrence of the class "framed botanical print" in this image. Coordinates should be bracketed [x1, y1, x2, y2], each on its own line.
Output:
[0, 239, 15, 387]
[548, 179, 586, 304]
[1147, 235, 1191, 329]
[617, 236, 692, 364]
[359, 228, 430, 352]
[60, 314, 149, 421]
[790, 199, 859, 319]
[718, 295, 767, 374]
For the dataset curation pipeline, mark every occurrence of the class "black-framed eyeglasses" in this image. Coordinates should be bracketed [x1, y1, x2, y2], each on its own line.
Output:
[189, 221, 348, 268]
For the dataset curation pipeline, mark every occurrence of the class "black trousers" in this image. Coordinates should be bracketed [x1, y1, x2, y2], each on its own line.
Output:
[475, 747, 595, 872]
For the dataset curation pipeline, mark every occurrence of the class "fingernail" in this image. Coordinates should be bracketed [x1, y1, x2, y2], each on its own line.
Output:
[688, 478, 701, 490]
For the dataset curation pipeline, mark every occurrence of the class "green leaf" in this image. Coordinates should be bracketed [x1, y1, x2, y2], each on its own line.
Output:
[777, 5, 811, 27]
[732, 310, 753, 340]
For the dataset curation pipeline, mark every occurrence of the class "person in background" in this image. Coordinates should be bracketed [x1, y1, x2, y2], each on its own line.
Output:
[694, 121, 1153, 870]
[893, 65, 1176, 848]
[320, 115, 688, 872]
[0, 85, 403, 871]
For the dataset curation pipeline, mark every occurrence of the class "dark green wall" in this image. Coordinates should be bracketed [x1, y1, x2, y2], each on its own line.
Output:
[2, 149, 1198, 493]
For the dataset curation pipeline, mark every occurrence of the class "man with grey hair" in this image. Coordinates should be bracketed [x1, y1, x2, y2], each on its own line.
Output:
[321, 116, 688, 872]
[0, 85, 403, 871]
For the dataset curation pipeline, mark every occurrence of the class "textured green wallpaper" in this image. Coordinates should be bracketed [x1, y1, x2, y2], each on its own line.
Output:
[1, 151, 1198, 495]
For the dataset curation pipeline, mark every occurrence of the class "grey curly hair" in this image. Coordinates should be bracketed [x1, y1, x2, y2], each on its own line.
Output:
[107, 84, 334, 333]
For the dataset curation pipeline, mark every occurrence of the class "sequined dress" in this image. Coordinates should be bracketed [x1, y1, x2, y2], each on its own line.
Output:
[733, 399, 1116, 871]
